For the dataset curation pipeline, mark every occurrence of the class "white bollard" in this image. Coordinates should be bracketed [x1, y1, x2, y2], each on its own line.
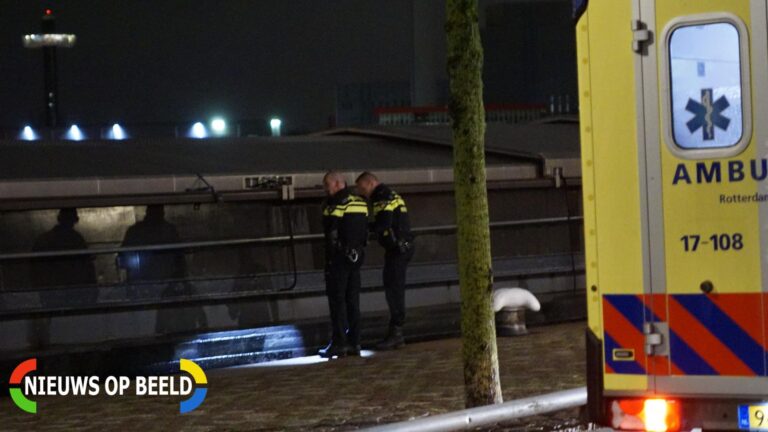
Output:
[493, 287, 541, 336]
[492, 287, 541, 312]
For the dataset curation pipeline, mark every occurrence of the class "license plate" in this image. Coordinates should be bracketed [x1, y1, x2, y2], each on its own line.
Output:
[739, 404, 768, 430]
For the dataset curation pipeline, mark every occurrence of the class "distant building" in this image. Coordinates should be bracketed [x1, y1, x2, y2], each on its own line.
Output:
[334, 81, 412, 127]
[337, 0, 577, 128]
[481, 1, 578, 110]
[375, 103, 546, 126]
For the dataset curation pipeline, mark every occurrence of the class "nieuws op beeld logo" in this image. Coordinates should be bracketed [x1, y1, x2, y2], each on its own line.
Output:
[9, 358, 207, 414]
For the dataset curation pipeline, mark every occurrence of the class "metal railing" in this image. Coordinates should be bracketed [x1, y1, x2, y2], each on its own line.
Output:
[0, 216, 582, 261]
[0, 215, 583, 320]
[362, 387, 587, 432]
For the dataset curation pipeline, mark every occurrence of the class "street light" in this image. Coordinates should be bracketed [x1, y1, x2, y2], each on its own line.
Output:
[270, 118, 282, 137]
[66, 124, 84, 141]
[210, 118, 227, 135]
[20, 126, 38, 141]
[190, 122, 207, 139]
[110, 123, 126, 140]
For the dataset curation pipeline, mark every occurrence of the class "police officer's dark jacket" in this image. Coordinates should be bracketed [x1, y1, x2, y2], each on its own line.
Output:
[322, 187, 369, 261]
[371, 183, 413, 251]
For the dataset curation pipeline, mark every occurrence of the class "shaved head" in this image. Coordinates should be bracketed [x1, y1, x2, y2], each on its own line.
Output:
[323, 171, 347, 197]
[355, 171, 380, 199]
[355, 171, 378, 183]
[324, 171, 346, 184]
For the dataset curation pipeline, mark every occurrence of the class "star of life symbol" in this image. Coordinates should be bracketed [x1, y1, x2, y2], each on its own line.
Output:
[685, 88, 730, 141]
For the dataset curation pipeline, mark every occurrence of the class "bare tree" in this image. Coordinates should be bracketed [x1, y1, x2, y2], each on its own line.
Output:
[445, 0, 503, 408]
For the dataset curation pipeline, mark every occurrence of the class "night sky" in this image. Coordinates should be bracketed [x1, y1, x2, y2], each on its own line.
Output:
[0, 0, 575, 134]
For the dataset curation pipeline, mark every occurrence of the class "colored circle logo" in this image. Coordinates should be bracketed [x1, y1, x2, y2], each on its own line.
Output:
[179, 359, 207, 414]
[9, 358, 37, 414]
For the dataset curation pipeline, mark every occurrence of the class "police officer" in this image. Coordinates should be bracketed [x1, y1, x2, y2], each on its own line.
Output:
[320, 171, 369, 358]
[355, 172, 414, 350]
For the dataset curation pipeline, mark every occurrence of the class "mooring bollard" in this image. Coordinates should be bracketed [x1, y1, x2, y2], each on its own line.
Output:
[492, 287, 540, 337]
[495, 307, 528, 336]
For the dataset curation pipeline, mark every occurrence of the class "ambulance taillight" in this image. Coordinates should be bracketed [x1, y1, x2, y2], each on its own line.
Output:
[610, 398, 681, 431]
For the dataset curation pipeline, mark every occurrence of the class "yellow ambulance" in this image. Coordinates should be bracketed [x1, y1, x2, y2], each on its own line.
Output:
[576, 0, 768, 430]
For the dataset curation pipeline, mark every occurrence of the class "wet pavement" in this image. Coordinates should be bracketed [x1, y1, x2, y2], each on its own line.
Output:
[1, 321, 587, 431]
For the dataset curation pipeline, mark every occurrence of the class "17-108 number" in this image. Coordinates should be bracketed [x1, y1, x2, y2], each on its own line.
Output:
[680, 233, 743, 252]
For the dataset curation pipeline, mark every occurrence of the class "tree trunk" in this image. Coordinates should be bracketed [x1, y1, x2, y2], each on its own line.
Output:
[446, 0, 503, 408]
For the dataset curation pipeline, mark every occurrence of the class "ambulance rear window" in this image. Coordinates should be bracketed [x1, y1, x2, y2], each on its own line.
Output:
[668, 22, 744, 150]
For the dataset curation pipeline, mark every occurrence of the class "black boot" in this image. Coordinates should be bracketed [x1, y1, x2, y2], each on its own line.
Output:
[376, 326, 405, 350]
[345, 329, 361, 357]
[348, 344, 362, 357]
[318, 341, 351, 358]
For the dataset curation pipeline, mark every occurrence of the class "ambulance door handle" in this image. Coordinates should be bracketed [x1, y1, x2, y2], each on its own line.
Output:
[643, 321, 669, 356]
[631, 20, 652, 54]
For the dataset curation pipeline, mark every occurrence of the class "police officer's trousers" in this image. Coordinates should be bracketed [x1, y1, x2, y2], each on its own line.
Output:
[383, 245, 414, 328]
[325, 253, 364, 346]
